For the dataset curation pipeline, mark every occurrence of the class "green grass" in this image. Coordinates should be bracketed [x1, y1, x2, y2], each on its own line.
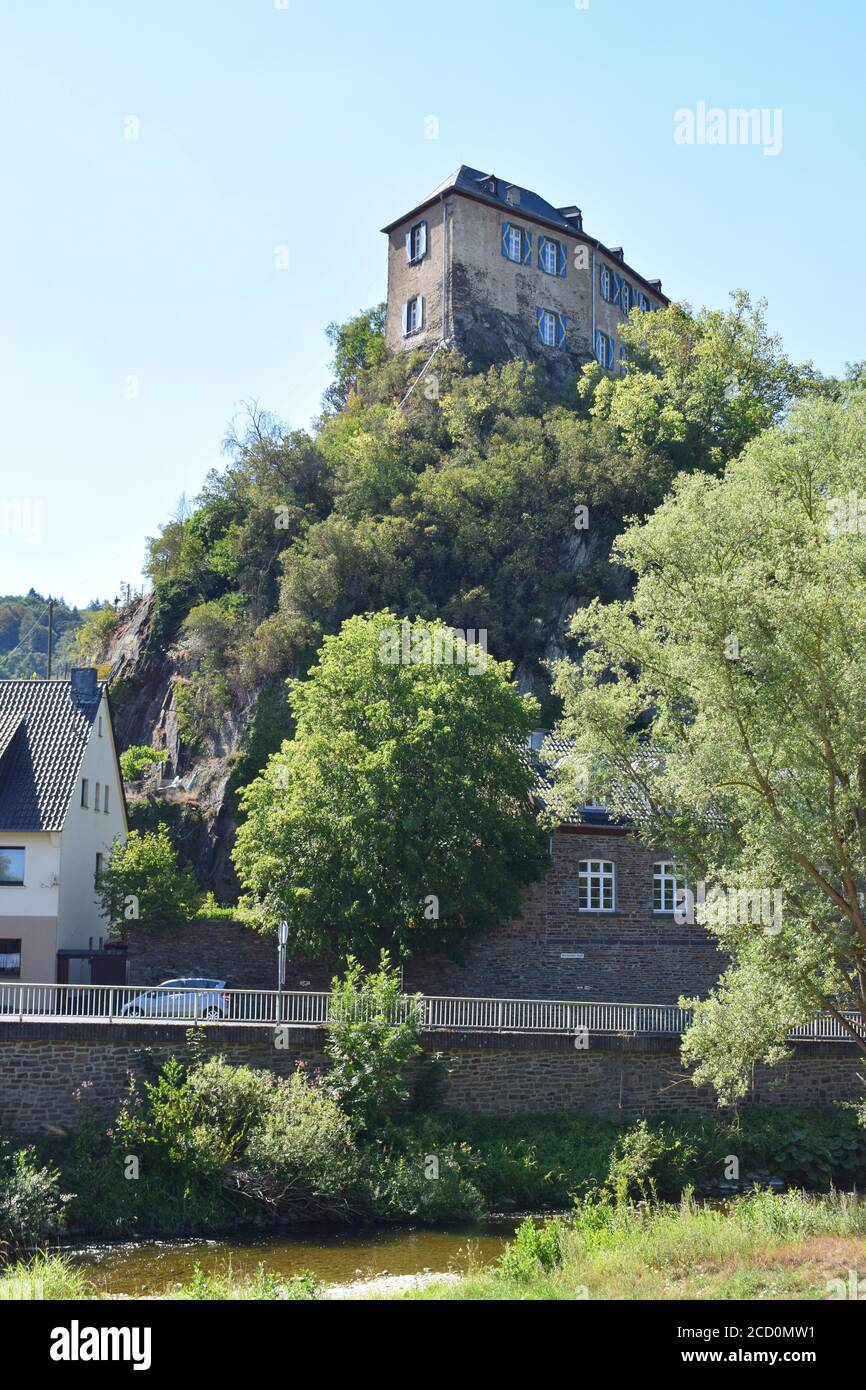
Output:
[386, 1190, 866, 1301]
[165, 1262, 320, 1300]
[0, 1252, 94, 1300]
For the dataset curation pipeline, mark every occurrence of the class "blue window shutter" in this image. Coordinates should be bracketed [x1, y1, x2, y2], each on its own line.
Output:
[418, 221, 427, 258]
[402, 302, 409, 336]
[537, 307, 546, 344]
[537, 235, 546, 269]
[594, 329, 603, 362]
[612, 273, 622, 308]
[558, 242, 567, 277]
[522, 230, 532, 265]
[557, 314, 567, 349]
[405, 231, 413, 262]
[501, 222, 510, 258]
[609, 333, 616, 366]
[418, 294, 425, 329]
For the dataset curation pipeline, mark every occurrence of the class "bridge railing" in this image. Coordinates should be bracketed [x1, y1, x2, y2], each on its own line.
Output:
[0, 982, 862, 1041]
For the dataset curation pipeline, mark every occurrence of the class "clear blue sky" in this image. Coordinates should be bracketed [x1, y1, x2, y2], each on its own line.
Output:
[0, 0, 862, 607]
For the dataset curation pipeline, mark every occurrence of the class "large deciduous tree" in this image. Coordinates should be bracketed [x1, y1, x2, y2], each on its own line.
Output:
[232, 610, 549, 963]
[551, 386, 866, 1102]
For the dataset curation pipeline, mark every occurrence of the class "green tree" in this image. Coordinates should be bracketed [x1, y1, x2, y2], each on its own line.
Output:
[97, 827, 200, 934]
[72, 602, 118, 664]
[325, 953, 422, 1132]
[232, 610, 549, 960]
[550, 385, 866, 1102]
[579, 290, 810, 473]
[119, 745, 165, 782]
[323, 304, 387, 411]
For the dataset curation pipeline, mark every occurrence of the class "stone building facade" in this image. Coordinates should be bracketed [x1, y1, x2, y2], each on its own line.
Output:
[127, 823, 723, 1007]
[382, 164, 668, 379]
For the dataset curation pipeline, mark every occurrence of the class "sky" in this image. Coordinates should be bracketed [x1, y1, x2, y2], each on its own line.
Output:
[0, 0, 863, 607]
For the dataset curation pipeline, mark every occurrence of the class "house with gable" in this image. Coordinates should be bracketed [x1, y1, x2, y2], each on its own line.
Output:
[0, 669, 127, 984]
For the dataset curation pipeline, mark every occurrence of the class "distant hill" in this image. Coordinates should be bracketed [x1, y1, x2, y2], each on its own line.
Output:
[0, 592, 89, 679]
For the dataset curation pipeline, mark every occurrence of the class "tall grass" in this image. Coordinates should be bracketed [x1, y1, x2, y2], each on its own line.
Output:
[0, 1252, 93, 1301]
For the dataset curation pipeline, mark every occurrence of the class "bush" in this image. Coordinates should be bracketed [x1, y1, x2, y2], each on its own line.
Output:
[119, 745, 165, 782]
[499, 1215, 566, 1283]
[325, 953, 422, 1133]
[0, 1142, 70, 1262]
[96, 826, 201, 934]
[360, 1135, 484, 1223]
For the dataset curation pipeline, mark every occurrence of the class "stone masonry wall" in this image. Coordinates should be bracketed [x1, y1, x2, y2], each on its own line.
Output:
[0, 1024, 861, 1136]
[127, 828, 725, 1006]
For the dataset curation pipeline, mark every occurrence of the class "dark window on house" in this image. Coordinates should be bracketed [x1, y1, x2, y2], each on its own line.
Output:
[578, 859, 615, 912]
[595, 330, 613, 368]
[81, 778, 89, 808]
[104, 785, 110, 814]
[402, 295, 424, 335]
[0, 848, 25, 885]
[599, 263, 613, 301]
[95, 852, 104, 887]
[94, 782, 101, 812]
[0, 939, 21, 977]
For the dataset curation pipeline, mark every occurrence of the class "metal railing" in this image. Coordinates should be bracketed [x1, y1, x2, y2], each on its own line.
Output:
[0, 982, 862, 1042]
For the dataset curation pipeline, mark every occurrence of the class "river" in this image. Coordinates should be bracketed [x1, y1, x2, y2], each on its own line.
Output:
[65, 1218, 524, 1297]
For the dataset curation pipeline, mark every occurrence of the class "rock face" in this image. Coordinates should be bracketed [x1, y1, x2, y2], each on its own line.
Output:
[104, 593, 255, 900]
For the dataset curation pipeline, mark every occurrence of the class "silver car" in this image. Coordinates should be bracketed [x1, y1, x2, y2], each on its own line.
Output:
[121, 978, 228, 1020]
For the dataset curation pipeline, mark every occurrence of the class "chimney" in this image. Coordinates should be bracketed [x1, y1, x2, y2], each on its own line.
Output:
[70, 667, 99, 705]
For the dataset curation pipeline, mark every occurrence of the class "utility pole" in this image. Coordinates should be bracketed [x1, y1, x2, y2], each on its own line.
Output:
[46, 597, 54, 679]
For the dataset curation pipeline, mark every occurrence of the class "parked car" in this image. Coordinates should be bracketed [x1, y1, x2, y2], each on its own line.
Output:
[121, 978, 228, 1020]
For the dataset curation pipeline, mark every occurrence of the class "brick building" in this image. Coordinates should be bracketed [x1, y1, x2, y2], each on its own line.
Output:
[382, 164, 668, 379]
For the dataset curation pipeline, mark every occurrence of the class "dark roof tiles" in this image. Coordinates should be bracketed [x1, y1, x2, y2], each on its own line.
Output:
[0, 680, 104, 832]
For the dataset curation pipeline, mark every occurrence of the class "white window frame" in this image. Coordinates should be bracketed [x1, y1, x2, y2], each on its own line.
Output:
[578, 859, 615, 912]
[597, 332, 611, 368]
[507, 224, 523, 262]
[621, 282, 630, 312]
[541, 239, 558, 275]
[405, 296, 422, 334]
[600, 264, 611, 301]
[541, 310, 556, 347]
[409, 222, 425, 262]
[653, 861, 687, 914]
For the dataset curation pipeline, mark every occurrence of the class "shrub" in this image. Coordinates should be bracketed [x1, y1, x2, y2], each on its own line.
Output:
[0, 1143, 70, 1262]
[499, 1215, 566, 1283]
[96, 826, 201, 934]
[119, 745, 165, 782]
[325, 953, 422, 1133]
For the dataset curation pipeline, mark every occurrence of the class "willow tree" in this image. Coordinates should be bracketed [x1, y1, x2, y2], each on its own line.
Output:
[551, 387, 866, 1102]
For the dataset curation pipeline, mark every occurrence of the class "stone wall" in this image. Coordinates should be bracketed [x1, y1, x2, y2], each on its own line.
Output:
[127, 828, 725, 1006]
[0, 1022, 862, 1136]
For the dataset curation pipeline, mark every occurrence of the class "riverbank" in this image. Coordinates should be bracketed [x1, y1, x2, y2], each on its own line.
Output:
[384, 1189, 866, 1301]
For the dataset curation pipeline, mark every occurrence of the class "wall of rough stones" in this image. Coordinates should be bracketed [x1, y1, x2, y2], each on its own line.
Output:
[0, 1022, 861, 1136]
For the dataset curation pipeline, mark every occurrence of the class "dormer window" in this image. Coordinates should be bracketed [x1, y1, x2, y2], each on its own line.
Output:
[505, 186, 520, 206]
[480, 176, 497, 195]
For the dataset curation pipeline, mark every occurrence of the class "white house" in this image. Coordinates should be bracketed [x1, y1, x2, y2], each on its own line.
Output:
[0, 669, 128, 984]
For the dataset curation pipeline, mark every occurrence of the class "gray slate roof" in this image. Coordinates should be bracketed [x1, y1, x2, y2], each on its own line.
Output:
[0, 680, 104, 832]
[529, 735, 650, 828]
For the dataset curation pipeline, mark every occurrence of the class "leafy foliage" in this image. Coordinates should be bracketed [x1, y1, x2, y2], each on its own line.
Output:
[324, 954, 422, 1132]
[0, 1142, 70, 1262]
[96, 826, 201, 934]
[0, 591, 84, 679]
[119, 745, 165, 782]
[552, 383, 866, 1100]
[232, 611, 549, 959]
